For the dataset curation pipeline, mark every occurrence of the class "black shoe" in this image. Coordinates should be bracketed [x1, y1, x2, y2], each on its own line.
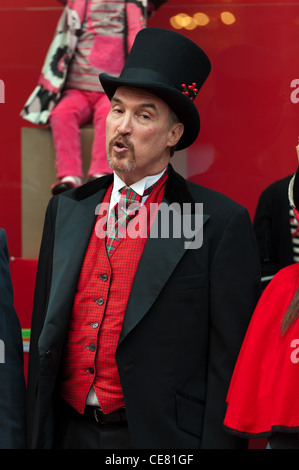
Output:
[51, 181, 77, 195]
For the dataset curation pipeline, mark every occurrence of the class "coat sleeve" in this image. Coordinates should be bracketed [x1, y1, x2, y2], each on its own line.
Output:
[26, 197, 57, 448]
[125, 0, 146, 54]
[253, 186, 278, 287]
[125, 0, 169, 53]
[253, 177, 293, 289]
[0, 229, 26, 448]
[201, 205, 261, 448]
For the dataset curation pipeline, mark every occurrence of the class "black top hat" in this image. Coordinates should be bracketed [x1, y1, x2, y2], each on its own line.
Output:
[100, 28, 211, 150]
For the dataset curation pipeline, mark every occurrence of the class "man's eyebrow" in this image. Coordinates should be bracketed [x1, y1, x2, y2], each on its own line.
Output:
[111, 96, 158, 112]
[111, 97, 122, 105]
[140, 103, 158, 112]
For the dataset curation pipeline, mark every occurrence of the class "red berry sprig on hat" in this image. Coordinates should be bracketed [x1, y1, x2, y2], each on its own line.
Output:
[180, 83, 198, 101]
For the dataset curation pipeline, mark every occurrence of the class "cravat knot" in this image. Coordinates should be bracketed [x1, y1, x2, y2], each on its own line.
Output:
[106, 171, 167, 256]
[118, 186, 142, 215]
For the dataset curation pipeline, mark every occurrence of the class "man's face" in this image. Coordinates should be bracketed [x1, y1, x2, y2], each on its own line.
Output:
[106, 86, 183, 185]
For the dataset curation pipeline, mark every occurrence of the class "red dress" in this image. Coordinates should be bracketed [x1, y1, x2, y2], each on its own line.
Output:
[224, 262, 299, 437]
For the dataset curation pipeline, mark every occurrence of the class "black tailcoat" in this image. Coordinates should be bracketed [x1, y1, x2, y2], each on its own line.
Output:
[27, 165, 261, 449]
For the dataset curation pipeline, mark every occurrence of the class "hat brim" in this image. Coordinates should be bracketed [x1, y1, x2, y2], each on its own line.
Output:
[100, 73, 200, 151]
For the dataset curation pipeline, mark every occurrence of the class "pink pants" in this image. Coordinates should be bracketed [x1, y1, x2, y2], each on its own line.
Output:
[49, 89, 112, 179]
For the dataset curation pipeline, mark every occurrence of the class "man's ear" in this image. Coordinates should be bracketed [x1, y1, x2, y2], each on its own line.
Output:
[168, 123, 184, 147]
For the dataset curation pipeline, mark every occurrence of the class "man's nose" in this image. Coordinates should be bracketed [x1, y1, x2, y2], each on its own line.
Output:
[117, 113, 133, 135]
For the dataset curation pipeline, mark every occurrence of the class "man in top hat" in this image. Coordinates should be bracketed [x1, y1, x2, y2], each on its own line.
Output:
[26, 28, 261, 449]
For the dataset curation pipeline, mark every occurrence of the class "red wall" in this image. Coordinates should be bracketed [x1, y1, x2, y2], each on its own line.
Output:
[1, 0, 299, 257]
[150, 0, 299, 213]
[0, 0, 64, 256]
[1, 0, 294, 449]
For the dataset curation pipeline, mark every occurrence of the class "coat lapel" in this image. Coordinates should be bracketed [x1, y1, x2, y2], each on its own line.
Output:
[118, 166, 210, 344]
[39, 178, 112, 350]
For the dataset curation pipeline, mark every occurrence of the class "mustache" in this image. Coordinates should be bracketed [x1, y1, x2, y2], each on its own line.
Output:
[109, 135, 134, 152]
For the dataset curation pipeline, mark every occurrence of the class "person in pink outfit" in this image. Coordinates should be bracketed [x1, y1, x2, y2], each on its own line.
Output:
[49, 83, 111, 193]
[21, 0, 168, 194]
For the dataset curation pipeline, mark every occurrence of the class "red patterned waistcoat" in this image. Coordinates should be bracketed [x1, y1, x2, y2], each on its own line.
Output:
[61, 174, 166, 414]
